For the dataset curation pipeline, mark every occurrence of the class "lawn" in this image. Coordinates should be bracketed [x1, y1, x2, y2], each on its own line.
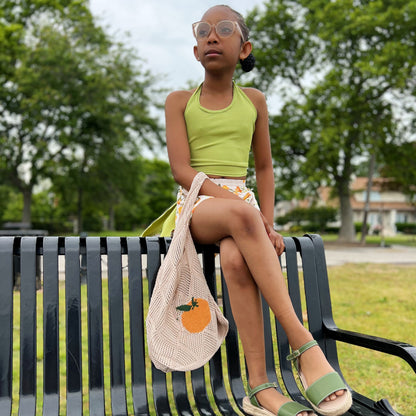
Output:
[10, 262, 416, 415]
[327, 263, 416, 415]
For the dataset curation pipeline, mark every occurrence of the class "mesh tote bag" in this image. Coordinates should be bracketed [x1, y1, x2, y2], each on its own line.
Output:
[146, 172, 229, 372]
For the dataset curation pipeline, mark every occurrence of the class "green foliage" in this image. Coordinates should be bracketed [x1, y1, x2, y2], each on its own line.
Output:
[395, 223, 416, 235]
[277, 206, 338, 232]
[113, 158, 176, 231]
[0, 0, 162, 228]
[49, 156, 176, 233]
[380, 141, 416, 200]
[0, 189, 23, 222]
[244, 0, 416, 242]
[0, 185, 14, 222]
[138, 159, 176, 226]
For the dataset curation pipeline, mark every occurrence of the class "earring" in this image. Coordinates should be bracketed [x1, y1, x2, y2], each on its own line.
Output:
[240, 53, 255, 72]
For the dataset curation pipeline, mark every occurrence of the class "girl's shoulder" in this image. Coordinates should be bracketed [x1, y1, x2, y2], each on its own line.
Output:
[240, 86, 266, 102]
[240, 87, 267, 111]
[165, 88, 197, 110]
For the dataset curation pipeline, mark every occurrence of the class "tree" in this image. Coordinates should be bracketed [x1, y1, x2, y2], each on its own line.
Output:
[139, 159, 177, 225]
[51, 157, 176, 232]
[380, 141, 416, 202]
[245, 0, 416, 242]
[0, 0, 161, 226]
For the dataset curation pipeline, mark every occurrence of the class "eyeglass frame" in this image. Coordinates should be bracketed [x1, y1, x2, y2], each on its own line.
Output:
[192, 20, 244, 41]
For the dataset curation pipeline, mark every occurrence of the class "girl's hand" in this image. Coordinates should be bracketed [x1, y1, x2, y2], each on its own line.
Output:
[268, 229, 285, 256]
[260, 212, 285, 256]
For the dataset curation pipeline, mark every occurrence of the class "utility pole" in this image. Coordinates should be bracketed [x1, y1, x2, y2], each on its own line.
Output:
[360, 154, 376, 245]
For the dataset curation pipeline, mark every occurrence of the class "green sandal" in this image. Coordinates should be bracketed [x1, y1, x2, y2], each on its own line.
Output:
[242, 382, 316, 416]
[287, 340, 352, 416]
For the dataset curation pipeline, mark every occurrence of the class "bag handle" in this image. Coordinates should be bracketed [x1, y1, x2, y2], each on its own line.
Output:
[175, 172, 208, 231]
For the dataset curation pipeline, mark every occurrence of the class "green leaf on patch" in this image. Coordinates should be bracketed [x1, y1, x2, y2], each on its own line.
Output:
[176, 304, 192, 311]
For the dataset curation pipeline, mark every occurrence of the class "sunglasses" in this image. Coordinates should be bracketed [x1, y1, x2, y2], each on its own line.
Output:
[192, 20, 243, 40]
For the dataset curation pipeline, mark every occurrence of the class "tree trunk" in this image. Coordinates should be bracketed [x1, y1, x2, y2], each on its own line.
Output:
[338, 179, 356, 243]
[22, 187, 32, 225]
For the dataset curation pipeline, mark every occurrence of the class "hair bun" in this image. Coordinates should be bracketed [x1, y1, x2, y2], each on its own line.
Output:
[240, 53, 255, 72]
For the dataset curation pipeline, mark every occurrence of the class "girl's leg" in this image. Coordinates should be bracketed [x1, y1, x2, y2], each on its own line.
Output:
[220, 237, 310, 415]
[191, 198, 343, 402]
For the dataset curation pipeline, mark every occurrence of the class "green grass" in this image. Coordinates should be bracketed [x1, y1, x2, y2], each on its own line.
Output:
[327, 263, 416, 415]
[10, 263, 416, 415]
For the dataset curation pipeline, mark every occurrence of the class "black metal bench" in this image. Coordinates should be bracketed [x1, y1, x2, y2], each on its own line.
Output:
[0, 235, 414, 415]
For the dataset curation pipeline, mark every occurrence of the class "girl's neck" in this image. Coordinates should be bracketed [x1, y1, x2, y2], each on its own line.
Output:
[202, 73, 234, 94]
[199, 74, 234, 110]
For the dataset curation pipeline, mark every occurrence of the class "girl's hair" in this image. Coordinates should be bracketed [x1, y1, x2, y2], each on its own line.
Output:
[220, 5, 256, 72]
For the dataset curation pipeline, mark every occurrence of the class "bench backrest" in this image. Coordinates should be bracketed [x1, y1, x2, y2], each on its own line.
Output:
[0, 235, 332, 415]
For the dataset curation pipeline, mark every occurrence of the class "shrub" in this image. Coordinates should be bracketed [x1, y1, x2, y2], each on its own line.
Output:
[395, 223, 416, 234]
[277, 206, 338, 233]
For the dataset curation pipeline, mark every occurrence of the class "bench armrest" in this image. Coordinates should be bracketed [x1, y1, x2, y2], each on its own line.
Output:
[324, 325, 416, 373]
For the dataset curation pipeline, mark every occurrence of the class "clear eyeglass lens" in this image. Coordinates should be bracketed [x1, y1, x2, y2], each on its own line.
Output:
[216, 21, 234, 37]
[195, 22, 211, 38]
[194, 20, 235, 39]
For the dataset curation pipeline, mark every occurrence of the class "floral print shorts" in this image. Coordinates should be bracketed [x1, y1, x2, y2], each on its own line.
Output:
[175, 177, 260, 223]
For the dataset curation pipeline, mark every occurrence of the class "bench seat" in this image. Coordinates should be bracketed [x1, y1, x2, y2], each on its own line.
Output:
[0, 235, 414, 415]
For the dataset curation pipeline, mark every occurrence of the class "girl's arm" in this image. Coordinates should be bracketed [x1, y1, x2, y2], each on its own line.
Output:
[247, 89, 275, 225]
[165, 90, 242, 201]
[246, 88, 285, 254]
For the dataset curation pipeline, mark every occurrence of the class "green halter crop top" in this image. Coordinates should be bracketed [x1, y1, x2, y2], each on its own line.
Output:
[184, 82, 257, 177]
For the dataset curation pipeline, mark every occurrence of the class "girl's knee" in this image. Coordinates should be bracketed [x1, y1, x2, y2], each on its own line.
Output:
[221, 242, 246, 274]
[229, 201, 262, 236]
[220, 238, 252, 287]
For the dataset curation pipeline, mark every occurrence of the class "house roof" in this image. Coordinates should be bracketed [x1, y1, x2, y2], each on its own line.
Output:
[350, 177, 400, 192]
[317, 177, 415, 212]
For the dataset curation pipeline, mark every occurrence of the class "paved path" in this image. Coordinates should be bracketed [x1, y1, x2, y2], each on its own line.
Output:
[323, 244, 416, 266]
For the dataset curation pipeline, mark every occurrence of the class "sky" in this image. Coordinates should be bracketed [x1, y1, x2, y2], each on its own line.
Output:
[88, 0, 265, 91]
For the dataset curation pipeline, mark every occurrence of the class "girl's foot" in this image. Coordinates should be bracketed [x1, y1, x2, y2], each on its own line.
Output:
[287, 340, 352, 416]
[296, 343, 345, 402]
[245, 381, 314, 416]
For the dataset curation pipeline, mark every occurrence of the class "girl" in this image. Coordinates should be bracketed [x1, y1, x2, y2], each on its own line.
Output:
[162, 5, 352, 416]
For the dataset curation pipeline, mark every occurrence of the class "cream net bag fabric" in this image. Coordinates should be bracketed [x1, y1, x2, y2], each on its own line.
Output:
[146, 172, 229, 372]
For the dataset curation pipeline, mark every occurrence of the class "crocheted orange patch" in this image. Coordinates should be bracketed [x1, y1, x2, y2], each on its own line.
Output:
[177, 297, 211, 333]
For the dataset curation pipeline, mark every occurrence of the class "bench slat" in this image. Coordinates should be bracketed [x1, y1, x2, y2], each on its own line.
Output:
[43, 237, 60, 414]
[107, 237, 128, 415]
[20, 237, 38, 415]
[190, 367, 216, 415]
[0, 237, 14, 416]
[65, 237, 83, 415]
[220, 271, 246, 413]
[278, 237, 310, 406]
[297, 237, 324, 341]
[171, 371, 194, 415]
[86, 237, 105, 415]
[145, 238, 173, 415]
[307, 234, 343, 372]
[202, 248, 236, 415]
[126, 237, 149, 415]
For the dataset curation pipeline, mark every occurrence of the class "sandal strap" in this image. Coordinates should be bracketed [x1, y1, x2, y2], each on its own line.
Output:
[247, 382, 279, 407]
[278, 401, 313, 416]
[305, 372, 346, 406]
[286, 340, 318, 362]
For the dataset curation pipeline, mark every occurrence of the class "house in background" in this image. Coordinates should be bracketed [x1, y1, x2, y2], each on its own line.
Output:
[275, 177, 416, 236]
[350, 177, 416, 236]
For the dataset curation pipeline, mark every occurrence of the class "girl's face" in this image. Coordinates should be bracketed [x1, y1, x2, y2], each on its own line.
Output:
[193, 6, 251, 73]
